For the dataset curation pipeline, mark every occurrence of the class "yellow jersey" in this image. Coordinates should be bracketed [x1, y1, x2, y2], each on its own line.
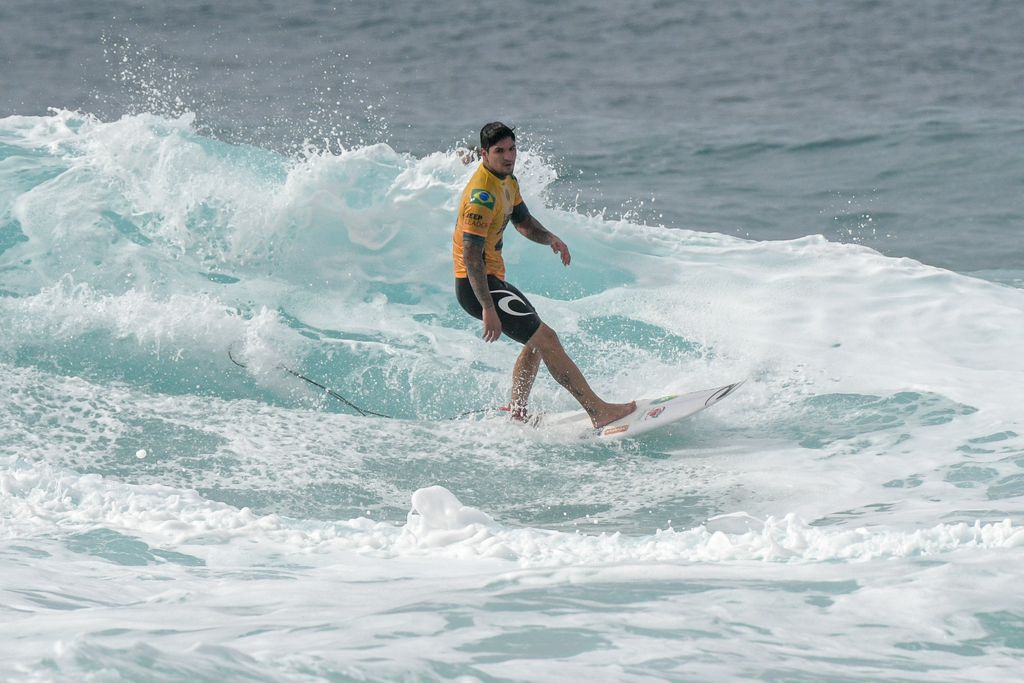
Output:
[452, 163, 524, 280]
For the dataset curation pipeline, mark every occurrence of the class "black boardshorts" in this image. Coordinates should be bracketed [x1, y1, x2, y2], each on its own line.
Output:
[455, 276, 543, 345]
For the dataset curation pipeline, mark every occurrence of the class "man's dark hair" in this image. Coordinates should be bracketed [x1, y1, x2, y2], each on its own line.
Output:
[480, 122, 516, 151]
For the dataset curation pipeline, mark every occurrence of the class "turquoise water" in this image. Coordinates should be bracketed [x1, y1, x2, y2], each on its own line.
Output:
[3, 1, 1024, 680]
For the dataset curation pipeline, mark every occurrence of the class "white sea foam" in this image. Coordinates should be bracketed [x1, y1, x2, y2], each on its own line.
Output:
[2, 456, 1020, 568]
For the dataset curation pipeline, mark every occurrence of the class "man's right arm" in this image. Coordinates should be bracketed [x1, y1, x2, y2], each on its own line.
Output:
[462, 234, 501, 342]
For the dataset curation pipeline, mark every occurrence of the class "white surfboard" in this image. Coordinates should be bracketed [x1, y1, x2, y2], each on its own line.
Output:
[543, 381, 745, 441]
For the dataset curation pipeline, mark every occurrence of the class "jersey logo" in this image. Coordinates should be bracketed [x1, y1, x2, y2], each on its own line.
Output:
[469, 189, 495, 210]
[490, 289, 533, 317]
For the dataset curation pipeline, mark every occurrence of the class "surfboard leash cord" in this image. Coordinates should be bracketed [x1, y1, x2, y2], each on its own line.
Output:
[227, 347, 494, 420]
[227, 347, 392, 418]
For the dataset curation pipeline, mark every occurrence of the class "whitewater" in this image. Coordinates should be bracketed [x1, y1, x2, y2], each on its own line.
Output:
[2, 109, 1023, 681]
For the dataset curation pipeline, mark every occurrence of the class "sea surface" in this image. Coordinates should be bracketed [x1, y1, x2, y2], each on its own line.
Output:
[2, 1, 1024, 681]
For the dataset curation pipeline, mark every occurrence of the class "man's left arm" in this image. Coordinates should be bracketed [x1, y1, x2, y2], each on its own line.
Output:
[512, 202, 571, 266]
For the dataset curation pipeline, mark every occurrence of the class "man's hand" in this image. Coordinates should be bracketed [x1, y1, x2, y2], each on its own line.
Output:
[550, 237, 571, 266]
[515, 215, 571, 266]
[482, 306, 502, 342]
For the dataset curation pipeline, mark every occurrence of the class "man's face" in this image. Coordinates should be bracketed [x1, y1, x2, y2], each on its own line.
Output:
[481, 137, 517, 175]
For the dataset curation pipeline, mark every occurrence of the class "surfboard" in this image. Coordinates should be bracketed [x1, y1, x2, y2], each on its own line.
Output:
[543, 381, 745, 441]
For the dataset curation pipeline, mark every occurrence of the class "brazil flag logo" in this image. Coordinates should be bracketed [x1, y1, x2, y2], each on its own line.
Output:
[469, 189, 495, 210]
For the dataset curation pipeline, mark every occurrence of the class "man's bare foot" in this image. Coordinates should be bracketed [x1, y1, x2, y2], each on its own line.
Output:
[500, 403, 530, 422]
[591, 401, 636, 429]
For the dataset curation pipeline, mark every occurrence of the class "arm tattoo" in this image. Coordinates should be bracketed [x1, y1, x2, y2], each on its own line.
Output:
[510, 201, 530, 225]
[516, 215, 554, 245]
[462, 233, 493, 310]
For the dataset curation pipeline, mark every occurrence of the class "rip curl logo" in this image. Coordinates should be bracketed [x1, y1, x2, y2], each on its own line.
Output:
[490, 289, 533, 317]
[469, 189, 495, 210]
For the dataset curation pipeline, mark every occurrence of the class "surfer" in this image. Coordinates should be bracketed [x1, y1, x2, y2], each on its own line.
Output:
[453, 122, 635, 428]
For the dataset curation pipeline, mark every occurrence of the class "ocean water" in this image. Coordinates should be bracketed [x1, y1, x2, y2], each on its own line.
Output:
[2, 1, 1024, 681]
